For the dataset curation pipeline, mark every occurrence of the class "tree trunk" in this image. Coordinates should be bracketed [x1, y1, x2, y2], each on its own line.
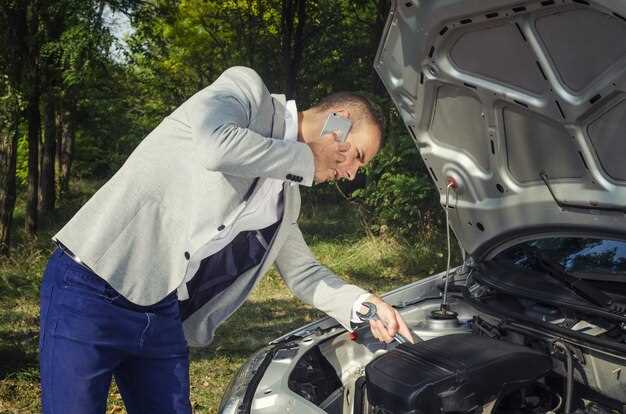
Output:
[39, 93, 56, 212]
[24, 0, 41, 235]
[288, 0, 307, 99]
[0, 1, 27, 253]
[0, 124, 19, 255]
[59, 108, 75, 195]
[246, 0, 255, 68]
[281, 0, 295, 96]
[371, 0, 389, 95]
[55, 108, 62, 187]
[281, 0, 307, 99]
[25, 88, 40, 235]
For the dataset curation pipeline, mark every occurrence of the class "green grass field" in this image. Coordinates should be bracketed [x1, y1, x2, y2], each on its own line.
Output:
[0, 181, 446, 413]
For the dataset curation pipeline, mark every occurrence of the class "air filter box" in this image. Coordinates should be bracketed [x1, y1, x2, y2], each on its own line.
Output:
[365, 334, 552, 413]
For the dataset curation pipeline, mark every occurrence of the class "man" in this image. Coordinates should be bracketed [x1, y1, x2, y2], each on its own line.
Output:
[39, 66, 413, 413]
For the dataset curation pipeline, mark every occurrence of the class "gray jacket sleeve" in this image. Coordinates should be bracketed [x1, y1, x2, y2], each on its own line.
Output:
[274, 223, 369, 330]
[184, 66, 314, 186]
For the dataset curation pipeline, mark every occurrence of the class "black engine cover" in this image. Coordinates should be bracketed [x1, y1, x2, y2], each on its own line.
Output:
[365, 334, 552, 413]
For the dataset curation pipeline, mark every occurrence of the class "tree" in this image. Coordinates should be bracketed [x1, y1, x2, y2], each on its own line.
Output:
[24, 0, 42, 235]
[0, 0, 140, 251]
[38, 1, 68, 212]
[0, 0, 28, 252]
[280, 0, 307, 99]
[0, 78, 24, 255]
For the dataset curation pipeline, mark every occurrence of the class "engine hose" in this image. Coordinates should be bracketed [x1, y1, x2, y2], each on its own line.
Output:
[553, 341, 574, 413]
[441, 181, 454, 309]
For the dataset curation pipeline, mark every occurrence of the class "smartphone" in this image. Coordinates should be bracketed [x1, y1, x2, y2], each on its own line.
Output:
[320, 112, 352, 142]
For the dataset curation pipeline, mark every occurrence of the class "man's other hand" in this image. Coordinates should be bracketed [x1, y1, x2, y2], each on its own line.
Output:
[362, 295, 415, 344]
[307, 132, 351, 183]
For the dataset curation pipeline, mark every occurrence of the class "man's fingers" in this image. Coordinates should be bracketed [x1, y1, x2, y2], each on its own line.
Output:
[369, 320, 384, 342]
[308, 132, 351, 184]
[399, 325, 415, 344]
[367, 300, 415, 344]
[394, 310, 415, 344]
[368, 321, 380, 341]
[321, 131, 338, 141]
[373, 320, 393, 343]
[385, 318, 399, 337]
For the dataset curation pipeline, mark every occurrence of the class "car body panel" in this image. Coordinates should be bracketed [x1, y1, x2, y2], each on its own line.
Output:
[374, 0, 626, 257]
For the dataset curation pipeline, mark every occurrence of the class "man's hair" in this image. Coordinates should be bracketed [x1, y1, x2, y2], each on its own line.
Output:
[313, 92, 386, 145]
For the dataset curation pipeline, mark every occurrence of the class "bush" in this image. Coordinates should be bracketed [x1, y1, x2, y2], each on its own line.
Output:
[351, 111, 443, 242]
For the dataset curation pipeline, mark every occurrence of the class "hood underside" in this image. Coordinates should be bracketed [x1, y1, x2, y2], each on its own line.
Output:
[375, 0, 626, 257]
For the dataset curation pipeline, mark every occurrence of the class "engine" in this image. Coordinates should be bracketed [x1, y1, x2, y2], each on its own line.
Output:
[365, 334, 556, 414]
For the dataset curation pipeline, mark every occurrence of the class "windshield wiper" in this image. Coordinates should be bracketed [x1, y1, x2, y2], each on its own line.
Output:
[529, 251, 613, 309]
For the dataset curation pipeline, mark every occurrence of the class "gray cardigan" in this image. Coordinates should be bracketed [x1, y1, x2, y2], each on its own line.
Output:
[53, 66, 368, 346]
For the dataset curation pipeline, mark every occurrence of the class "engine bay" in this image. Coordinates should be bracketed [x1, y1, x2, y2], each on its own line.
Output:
[282, 265, 626, 414]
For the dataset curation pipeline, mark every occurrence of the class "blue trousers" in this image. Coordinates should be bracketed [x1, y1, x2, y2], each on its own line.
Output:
[39, 249, 192, 414]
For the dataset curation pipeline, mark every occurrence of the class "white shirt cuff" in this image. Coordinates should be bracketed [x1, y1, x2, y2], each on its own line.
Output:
[351, 293, 374, 323]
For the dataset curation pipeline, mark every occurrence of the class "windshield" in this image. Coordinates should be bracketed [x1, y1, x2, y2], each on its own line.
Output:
[496, 238, 626, 276]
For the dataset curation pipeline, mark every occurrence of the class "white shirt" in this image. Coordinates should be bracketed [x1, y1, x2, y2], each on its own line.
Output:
[178, 100, 369, 323]
[176, 108, 294, 300]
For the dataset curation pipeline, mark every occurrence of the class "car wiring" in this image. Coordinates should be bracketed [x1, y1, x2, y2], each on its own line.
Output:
[553, 340, 574, 414]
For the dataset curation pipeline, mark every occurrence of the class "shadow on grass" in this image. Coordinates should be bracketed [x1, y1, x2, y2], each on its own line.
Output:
[298, 194, 364, 243]
[190, 297, 323, 361]
[0, 344, 38, 380]
[0, 304, 39, 379]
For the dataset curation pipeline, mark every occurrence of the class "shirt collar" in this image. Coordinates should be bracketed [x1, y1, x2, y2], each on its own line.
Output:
[284, 100, 298, 142]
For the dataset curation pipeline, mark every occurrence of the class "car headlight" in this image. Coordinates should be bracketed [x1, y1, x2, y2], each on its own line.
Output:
[218, 345, 274, 414]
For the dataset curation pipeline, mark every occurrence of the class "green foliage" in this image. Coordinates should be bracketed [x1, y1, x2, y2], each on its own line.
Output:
[0, 74, 24, 128]
[352, 111, 442, 240]
[127, 0, 386, 110]
[4, 0, 444, 246]
[15, 133, 28, 188]
[121, 0, 447, 243]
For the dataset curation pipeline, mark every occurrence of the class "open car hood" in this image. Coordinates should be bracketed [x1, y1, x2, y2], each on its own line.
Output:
[375, 0, 626, 257]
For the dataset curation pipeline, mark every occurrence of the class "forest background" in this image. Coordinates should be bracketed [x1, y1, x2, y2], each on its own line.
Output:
[0, 1, 448, 412]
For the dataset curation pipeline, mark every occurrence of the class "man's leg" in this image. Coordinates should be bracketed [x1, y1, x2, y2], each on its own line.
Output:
[40, 333, 119, 413]
[113, 294, 192, 414]
[114, 351, 192, 414]
[39, 249, 123, 413]
[40, 249, 192, 413]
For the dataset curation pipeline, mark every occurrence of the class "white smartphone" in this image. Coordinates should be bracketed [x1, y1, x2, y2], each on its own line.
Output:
[320, 112, 352, 142]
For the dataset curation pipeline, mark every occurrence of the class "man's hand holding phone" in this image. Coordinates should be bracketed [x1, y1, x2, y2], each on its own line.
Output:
[306, 112, 353, 183]
[307, 131, 350, 183]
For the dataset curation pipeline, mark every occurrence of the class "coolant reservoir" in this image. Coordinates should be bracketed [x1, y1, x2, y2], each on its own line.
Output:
[412, 316, 472, 341]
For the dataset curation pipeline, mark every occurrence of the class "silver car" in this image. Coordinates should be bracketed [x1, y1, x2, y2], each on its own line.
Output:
[219, 0, 626, 412]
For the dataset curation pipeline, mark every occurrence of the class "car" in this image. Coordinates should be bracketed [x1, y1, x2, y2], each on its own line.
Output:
[218, 0, 626, 412]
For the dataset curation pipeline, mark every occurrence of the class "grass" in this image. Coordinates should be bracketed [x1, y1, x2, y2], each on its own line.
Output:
[0, 181, 447, 413]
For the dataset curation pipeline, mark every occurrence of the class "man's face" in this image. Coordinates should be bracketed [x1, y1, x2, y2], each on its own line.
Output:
[334, 120, 381, 181]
